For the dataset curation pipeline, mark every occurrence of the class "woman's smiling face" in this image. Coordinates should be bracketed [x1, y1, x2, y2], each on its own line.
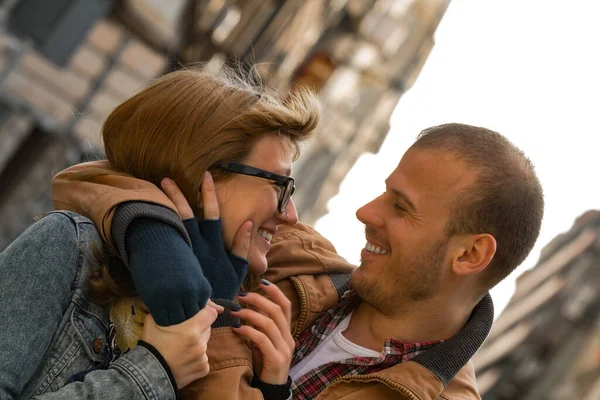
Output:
[214, 135, 299, 274]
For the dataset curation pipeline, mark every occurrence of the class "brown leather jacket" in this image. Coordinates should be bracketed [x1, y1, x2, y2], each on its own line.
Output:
[52, 161, 489, 399]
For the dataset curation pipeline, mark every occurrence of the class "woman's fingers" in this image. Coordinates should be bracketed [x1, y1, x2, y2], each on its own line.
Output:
[198, 324, 212, 346]
[232, 325, 278, 356]
[200, 171, 220, 220]
[235, 290, 294, 350]
[186, 303, 219, 329]
[231, 308, 288, 351]
[230, 220, 253, 260]
[207, 299, 225, 314]
[232, 286, 295, 385]
[232, 324, 290, 384]
[233, 322, 292, 385]
[161, 178, 194, 219]
[257, 280, 292, 325]
[141, 305, 216, 389]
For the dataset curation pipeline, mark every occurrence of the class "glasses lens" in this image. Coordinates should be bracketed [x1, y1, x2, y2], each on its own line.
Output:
[280, 180, 294, 213]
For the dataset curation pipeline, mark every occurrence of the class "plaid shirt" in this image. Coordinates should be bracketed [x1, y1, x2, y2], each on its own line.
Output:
[290, 291, 442, 399]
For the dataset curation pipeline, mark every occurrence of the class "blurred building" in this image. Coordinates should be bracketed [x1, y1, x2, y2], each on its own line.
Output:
[474, 210, 600, 400]
[0, 0, 450, 250]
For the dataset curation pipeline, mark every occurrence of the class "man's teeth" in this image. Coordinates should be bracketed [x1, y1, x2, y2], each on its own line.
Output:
[365, 241, 389, 255]
[258, 228, 273, 242]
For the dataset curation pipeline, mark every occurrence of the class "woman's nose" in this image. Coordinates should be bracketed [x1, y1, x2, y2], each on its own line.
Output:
[277, 198, 298, 225]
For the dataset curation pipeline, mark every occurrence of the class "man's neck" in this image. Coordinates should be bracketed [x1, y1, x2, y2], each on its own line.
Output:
[342, 297, 473, 352]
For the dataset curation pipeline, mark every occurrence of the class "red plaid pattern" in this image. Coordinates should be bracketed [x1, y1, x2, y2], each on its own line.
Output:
[290, 291, 442, 399]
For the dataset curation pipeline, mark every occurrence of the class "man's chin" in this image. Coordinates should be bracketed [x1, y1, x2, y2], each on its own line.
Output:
[349, 272, 378, 305]
[349, 268, 369, 291]
[352, 260, 378, 279]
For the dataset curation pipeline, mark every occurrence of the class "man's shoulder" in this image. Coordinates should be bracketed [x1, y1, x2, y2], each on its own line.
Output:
[372, 360, 480, 399]
[439, 361, 481, 400]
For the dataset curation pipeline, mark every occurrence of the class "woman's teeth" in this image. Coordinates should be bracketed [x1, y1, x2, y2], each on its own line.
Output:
[365, 241, 389, 255]
[258, 228, 273, 242]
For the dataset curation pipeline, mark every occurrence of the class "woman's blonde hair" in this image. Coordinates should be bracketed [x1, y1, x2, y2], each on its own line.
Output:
[103, 66, 320, 210]
[89, 66, 320, 303]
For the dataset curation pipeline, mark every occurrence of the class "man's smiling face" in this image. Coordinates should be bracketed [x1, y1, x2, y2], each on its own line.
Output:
[352, 147, 476, 314]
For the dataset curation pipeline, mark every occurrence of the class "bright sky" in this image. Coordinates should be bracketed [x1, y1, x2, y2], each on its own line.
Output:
[315, 0, 600, 316]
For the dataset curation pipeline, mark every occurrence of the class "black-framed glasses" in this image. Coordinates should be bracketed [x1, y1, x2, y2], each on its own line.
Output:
[215, 161, 295, 214]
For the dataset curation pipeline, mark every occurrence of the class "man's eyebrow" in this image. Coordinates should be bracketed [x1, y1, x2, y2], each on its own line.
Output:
[385, 180, 417, 211]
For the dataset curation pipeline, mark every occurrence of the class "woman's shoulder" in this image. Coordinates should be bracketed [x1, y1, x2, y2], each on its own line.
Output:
[4, 211, 102, 276]
[39, 210, 95, 226]
[0, 211, 110, 399]
[33, 210, 99, 241]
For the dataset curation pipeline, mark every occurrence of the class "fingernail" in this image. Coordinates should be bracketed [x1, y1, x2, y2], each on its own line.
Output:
[232, 322, 241, 329]
[204, 171, 211, 180]
[247, 221, 253, 234]
[162, 177, 172, 186]
[237, 291, 248, 297]
[260, 279, 271, 286]
[230, 303, 241, 312]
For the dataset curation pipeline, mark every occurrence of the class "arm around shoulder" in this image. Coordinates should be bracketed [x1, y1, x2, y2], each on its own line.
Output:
[0, 212, 179, 399]
[51, 161, 179, 242]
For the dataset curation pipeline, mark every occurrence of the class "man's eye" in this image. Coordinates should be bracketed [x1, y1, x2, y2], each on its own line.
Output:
[394, 204, 406, 213]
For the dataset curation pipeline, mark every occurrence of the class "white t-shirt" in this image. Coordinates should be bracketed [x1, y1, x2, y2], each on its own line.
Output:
[290, 312, 381, 380]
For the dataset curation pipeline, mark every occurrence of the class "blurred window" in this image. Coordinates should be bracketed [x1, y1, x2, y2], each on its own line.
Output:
[388, 0, 414, 17]
[212, 6, 241, 44]
[322, 66, 360, 106]
[197, 0, 226, 31]
[293, 52, 336, 93]
[8, 0, 115, 66]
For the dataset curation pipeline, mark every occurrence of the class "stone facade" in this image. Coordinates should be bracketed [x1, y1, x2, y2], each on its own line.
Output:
[474, 210, 600, 400]
[0, 1, 166, 249]
[0, 0, 450, 249]
[173, 0, 451, 223]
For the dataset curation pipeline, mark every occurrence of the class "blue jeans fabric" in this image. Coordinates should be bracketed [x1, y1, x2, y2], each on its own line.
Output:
[0, 211, 176, 399]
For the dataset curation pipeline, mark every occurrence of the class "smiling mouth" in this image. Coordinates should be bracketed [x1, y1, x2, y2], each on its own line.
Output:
[258, 228, 273, 242]
[364, 241, 390, 255]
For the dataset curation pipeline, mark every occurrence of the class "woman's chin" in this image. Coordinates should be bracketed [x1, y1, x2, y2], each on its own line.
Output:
[247, 253, 268, 275]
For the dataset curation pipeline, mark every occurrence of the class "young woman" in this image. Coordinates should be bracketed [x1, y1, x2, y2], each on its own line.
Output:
[0, 67, 320, 399]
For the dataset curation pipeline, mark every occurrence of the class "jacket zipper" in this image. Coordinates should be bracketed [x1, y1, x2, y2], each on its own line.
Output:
[290, 276, 309, 339]
[324, 374, 421, 400]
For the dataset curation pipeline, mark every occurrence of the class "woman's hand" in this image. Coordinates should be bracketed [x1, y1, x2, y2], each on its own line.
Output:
[231, 280, 295, 385]
[161, 174, 252, 300]
[141, 301, 223, 389]
[159, 177, 196, 221]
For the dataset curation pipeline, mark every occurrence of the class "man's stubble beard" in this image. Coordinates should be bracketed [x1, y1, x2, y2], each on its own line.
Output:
[351, 239, 448, 316]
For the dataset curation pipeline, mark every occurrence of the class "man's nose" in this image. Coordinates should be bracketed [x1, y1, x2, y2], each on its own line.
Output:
[355, 195, 385, 228]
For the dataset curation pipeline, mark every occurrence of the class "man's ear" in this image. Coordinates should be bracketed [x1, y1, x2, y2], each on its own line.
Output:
[452, 234, 496, 276]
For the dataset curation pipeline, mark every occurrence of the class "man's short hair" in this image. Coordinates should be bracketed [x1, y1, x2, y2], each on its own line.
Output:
[412, 123, 544, 289]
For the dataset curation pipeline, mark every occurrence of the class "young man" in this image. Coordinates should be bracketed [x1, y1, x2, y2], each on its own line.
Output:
[51, 123, 543, 399]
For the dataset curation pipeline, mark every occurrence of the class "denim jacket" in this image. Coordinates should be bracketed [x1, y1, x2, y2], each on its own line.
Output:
[0, 211, 177, 399]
